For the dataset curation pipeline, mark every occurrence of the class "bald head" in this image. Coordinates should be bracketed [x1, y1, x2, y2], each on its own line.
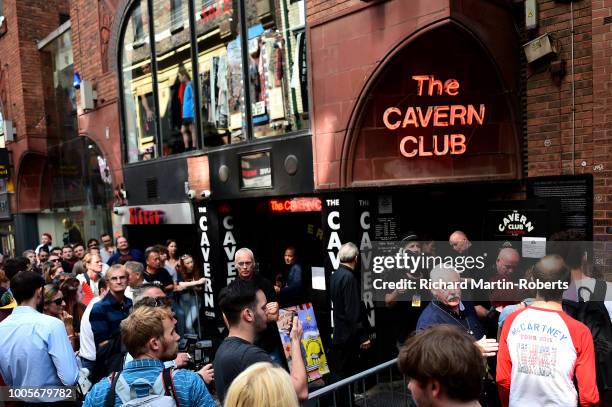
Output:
[496, 248, 520, 277]
[449, 231, 471, 253]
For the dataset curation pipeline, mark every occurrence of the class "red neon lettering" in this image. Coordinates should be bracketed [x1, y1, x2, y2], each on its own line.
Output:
[399, 136, 418, 158]
[412, 75, 430, 96]
[383, 108, 402, 130]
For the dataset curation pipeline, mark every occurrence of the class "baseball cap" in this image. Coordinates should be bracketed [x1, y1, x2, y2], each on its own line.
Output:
[0, 287, 17, 309]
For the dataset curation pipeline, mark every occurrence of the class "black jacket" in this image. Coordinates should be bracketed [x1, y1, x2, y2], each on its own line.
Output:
[330, 264, 368, 345]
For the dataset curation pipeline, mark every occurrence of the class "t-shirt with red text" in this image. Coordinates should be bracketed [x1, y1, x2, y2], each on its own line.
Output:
[497, 306, 599, 407]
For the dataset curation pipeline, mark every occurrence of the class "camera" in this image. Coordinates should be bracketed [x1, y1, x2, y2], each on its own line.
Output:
[187, 190, 196, 200]
[200, 190, 211, 199]
[113, 207, 124, 215]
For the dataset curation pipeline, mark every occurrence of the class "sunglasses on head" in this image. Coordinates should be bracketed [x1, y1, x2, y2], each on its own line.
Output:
[135, 296, 172, 308]
[47, 297, 64, 306]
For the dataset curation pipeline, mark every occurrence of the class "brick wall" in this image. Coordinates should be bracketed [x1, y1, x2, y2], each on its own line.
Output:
[590, 0, 612, 267]
[526, 0, 610, 269]
[70, 0, 118, 107]
[0, 0, 69, 211]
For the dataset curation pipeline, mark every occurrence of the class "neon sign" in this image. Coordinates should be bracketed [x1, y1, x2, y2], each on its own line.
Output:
[269, 197, 322, 213]
[382, 75, 486, 158]
[129, 207, 165, 225]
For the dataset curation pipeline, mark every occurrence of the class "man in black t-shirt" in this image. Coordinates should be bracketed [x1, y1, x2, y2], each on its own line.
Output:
[213, 279, 307, 403]
[142, 247, 174, 293]
[234, 248, 281, 357]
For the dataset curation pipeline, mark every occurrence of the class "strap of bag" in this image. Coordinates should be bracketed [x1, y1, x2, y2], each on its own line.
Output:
[161, 368, 180, 407]
[105, 372, 121, 407]
[593, 279, 607, 302]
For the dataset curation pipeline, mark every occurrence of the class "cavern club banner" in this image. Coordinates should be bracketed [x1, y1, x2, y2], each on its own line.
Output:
[349, 24, 520, 185]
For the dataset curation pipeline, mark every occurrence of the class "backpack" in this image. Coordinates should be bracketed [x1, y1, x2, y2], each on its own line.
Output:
[104, 368, 179, 407]
[562, 280, 612, 399]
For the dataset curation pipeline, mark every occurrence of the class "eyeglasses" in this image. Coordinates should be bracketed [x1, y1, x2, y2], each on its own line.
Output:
[49, 258, 61, 263]
[47, 297, 64, 306]
[236, 261, 253, 268]
[109, 275, 128, 282]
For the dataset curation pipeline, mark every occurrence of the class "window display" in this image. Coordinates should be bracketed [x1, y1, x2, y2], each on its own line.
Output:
[118, 0, 310, 162]
[120, 0, 158, 163]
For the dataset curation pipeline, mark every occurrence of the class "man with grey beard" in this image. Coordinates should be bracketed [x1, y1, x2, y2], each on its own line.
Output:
[416, 265, 498, 356]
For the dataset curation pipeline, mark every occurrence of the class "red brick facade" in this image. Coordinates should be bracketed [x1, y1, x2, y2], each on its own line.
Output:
[0, 0, 69, 211]
[307, 0, 611, 270]
[70, 0, 123, 193]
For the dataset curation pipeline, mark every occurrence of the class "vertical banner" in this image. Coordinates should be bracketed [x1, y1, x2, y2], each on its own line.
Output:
[356, 197, 375, 328]
[217, 204, 238, 286]
[194, 201, 239, 335]
[194, 202, 222, 328]
[321, 194, 358, 334]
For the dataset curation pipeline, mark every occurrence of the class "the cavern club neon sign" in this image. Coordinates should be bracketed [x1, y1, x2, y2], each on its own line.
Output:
[382, 75, 486, 158]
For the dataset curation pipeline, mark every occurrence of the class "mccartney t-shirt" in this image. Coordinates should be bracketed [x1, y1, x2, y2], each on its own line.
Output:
[213, 336, 272, 402]
[497, 306, 598, 407]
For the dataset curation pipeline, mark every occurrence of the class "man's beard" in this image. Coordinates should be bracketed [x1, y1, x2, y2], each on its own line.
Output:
[160, 340, 178, 362]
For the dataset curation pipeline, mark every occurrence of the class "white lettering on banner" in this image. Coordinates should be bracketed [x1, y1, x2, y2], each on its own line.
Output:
[223, 215, 237, 285]
[498, 210, 535, 235]
[327, 210, 341, 269]
[359, 206, 375, 327]
[328, 211, 340, 230]
[198, 206, 215, 317]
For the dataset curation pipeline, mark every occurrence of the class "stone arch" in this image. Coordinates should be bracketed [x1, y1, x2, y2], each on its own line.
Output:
[342, 19, 522, 187]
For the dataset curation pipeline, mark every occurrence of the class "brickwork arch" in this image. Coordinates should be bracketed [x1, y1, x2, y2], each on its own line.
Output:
[341, 18, 523, 187]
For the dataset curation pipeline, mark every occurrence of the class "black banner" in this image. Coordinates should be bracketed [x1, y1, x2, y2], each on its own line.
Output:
[527, 175, 593, 239]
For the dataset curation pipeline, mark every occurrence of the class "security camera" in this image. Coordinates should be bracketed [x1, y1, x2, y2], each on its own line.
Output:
[200, 190, 211, 199]
[113, 207, 124, 215]
[187, 190, 196, 199]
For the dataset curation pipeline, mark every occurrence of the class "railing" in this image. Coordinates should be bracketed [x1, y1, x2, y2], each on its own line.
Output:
[305, 358, 411, 407]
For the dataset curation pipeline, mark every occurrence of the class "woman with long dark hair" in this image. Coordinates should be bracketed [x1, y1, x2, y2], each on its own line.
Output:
[175, 254, 206, 335]
[166, 239, 179, 272]
[43, 283, 78, 350]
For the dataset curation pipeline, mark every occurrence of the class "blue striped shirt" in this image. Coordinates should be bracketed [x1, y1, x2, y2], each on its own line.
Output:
[90, 293, 132, 346]
[84, 359, 215, 407]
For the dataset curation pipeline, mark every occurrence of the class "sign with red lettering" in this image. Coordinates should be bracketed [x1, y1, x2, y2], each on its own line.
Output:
[348, 24, 520, 185]
[129, 207, 165, 225]
[383, 75, 485, 158]
[269, 197, 322, 213]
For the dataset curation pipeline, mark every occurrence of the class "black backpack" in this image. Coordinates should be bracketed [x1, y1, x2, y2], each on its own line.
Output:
[562, 280, 612, 401]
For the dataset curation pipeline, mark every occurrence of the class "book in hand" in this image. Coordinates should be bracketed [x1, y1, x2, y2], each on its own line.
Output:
[276, 303, 330, 382]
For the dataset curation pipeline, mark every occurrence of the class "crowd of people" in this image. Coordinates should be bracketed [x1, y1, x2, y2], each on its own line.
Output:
[0, 228, 610, 406]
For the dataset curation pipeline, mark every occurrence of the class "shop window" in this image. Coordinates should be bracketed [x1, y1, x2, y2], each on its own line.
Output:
[118, 0, 310, 162]
[120, 0, 158, 163]
[153, 0, 195, 155]
[246, 0, 309, 139]
[195, 0, 245, 147]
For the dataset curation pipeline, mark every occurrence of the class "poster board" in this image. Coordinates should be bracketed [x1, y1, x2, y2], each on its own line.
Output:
[277, 303, 329, 382]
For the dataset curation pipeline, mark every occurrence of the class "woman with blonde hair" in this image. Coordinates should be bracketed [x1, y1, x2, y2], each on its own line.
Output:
[223, 362, 299, 407]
